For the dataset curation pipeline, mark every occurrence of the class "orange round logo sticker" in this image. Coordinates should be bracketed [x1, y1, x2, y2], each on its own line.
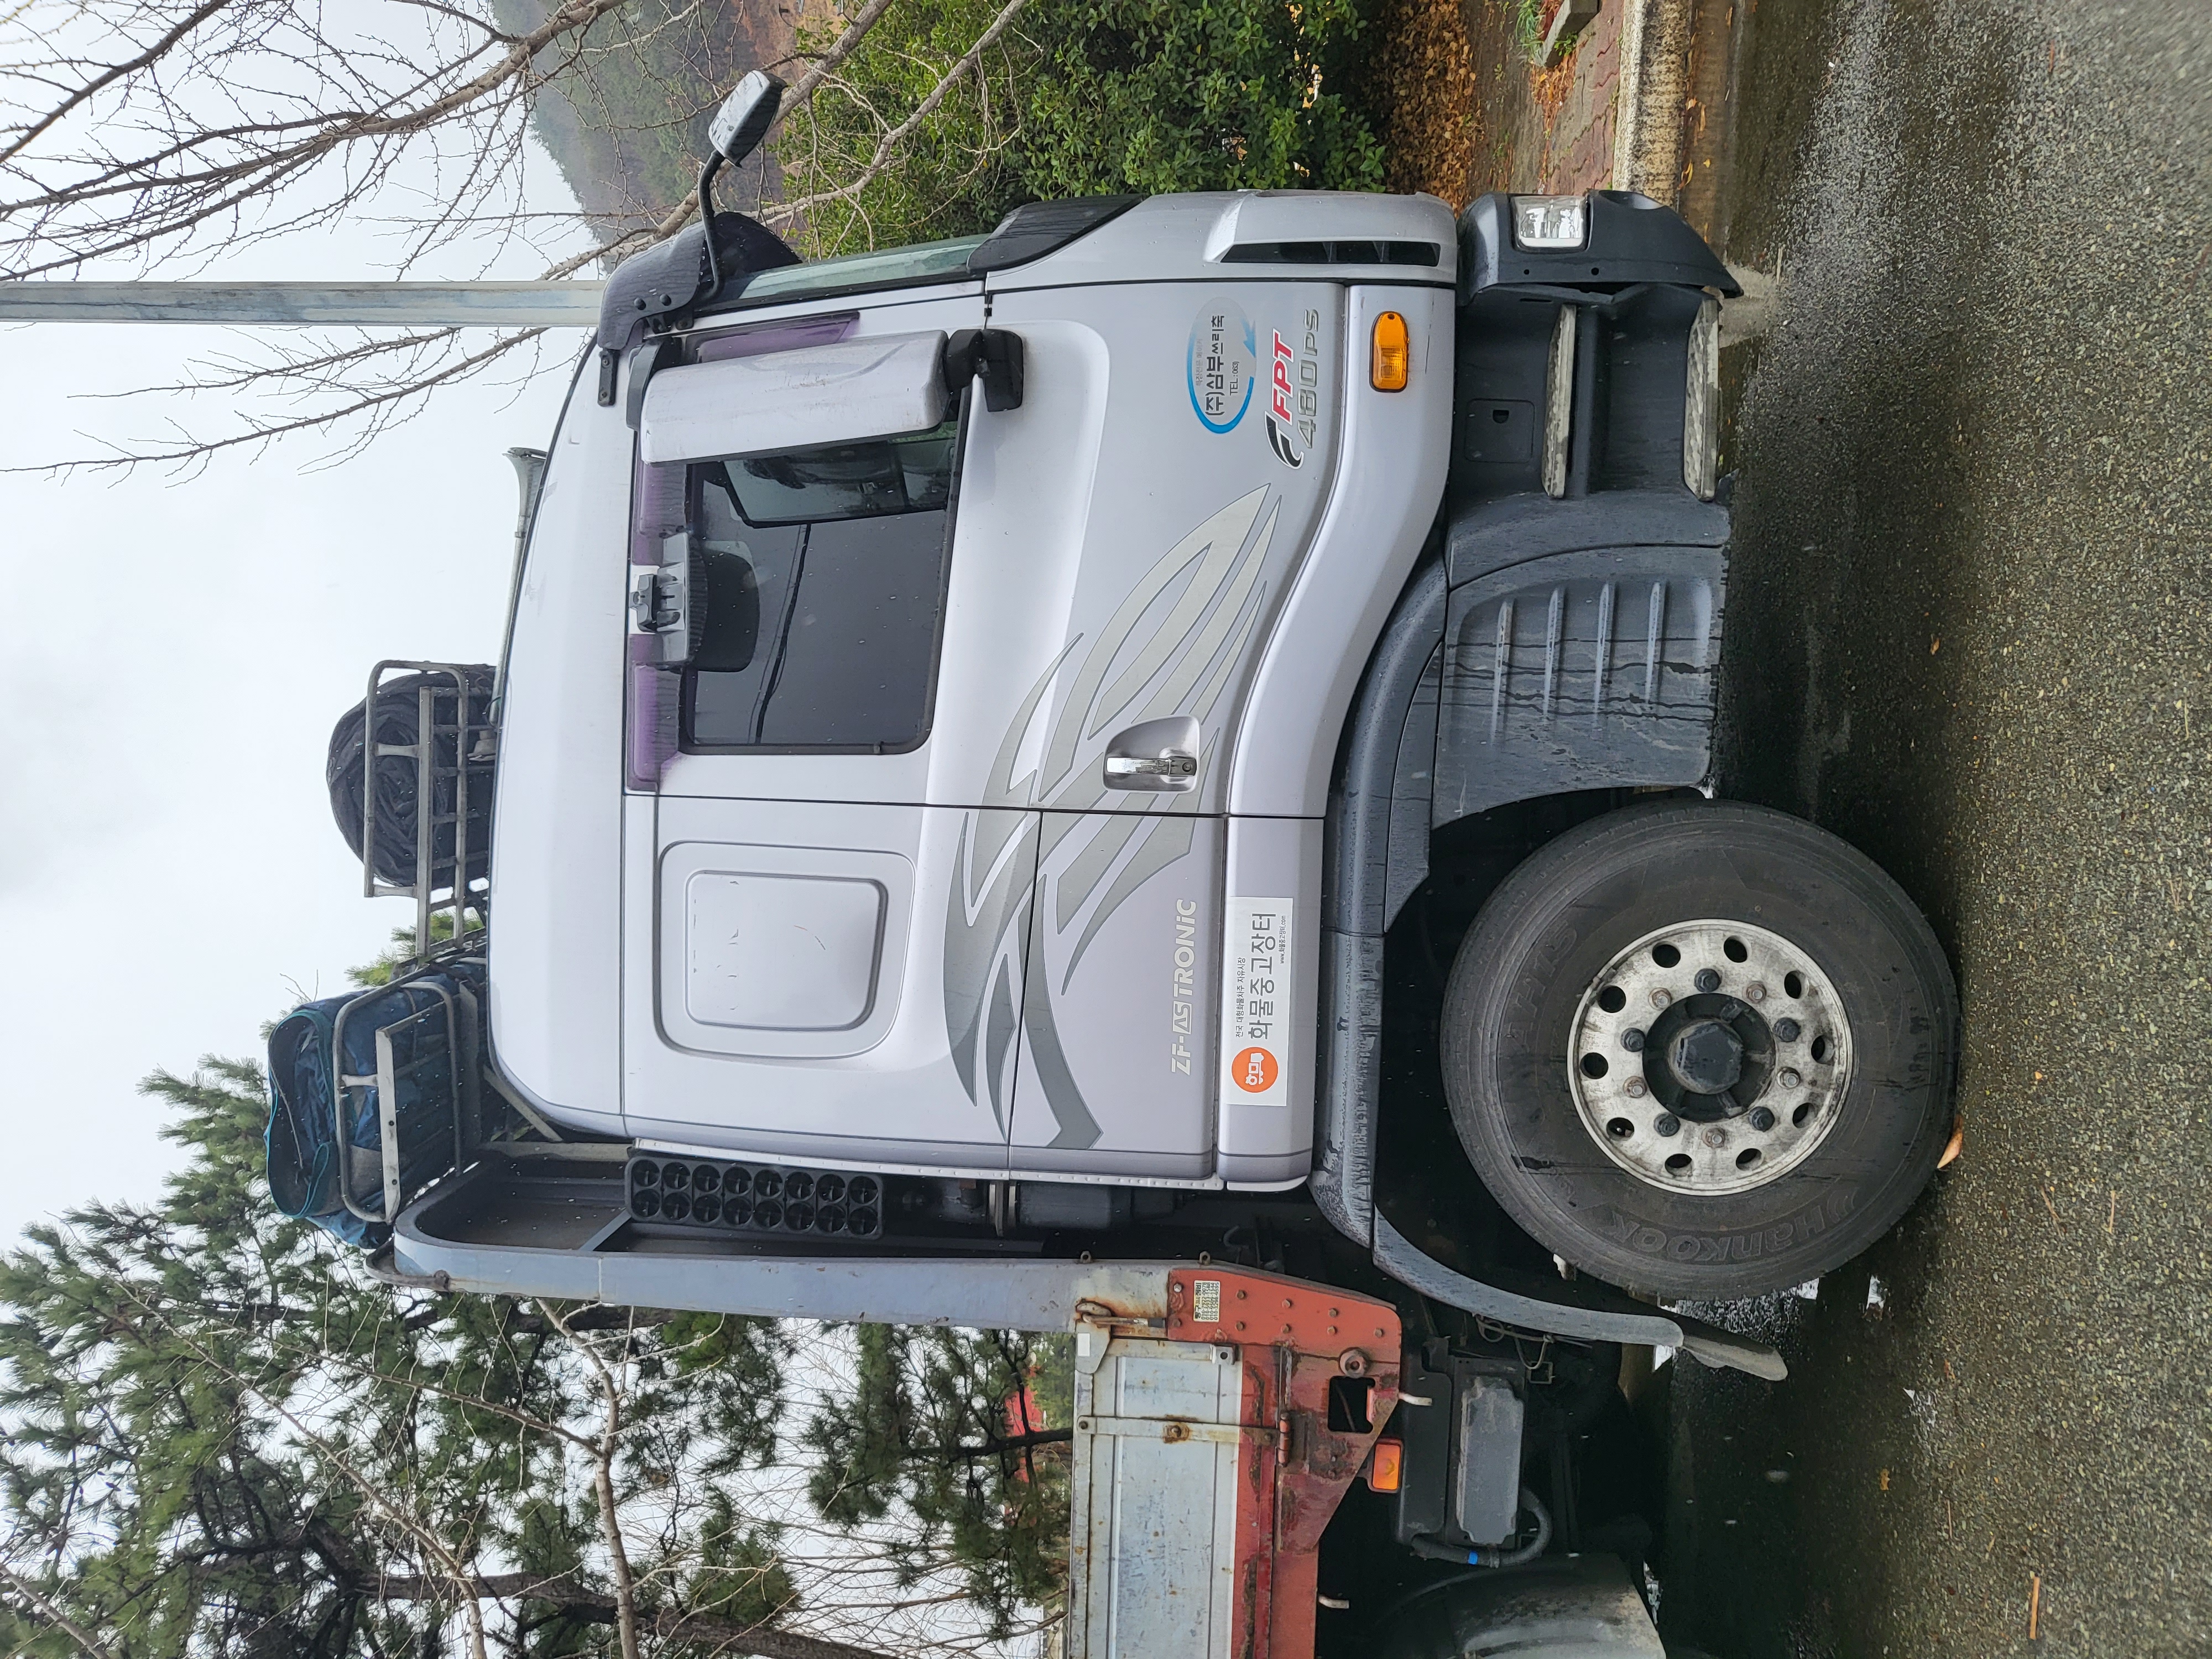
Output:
[1230, 1046, 1279, 1094]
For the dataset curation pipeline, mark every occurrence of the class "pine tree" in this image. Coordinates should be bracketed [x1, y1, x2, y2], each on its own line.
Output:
[804, 1324, 1073, 1637]
[0, 946, 1072, 1654]
[0, 1057, 816, 1657]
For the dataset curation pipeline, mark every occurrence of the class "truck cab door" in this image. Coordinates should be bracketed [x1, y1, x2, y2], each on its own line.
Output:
[618, 293, 1035, 1172]
[968, 281, 1344, 1182]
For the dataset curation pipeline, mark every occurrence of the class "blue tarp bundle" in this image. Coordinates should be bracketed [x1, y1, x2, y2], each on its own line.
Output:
[265, 963, 482, 1247]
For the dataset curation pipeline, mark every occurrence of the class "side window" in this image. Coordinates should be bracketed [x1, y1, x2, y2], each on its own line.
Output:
[676, 421, 959, 752]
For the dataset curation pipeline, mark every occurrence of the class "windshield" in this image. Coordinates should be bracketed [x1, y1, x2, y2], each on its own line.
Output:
[724, 234, 988, 309]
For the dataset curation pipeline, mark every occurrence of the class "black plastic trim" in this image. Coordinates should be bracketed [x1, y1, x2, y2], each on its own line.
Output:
[1314, 497, 1733, 1281]
[596, 213, 801, 357]
[1462, 190, 1740, 298]
[1220, 238, 1441, 268]
[965, 195, 1142, 274]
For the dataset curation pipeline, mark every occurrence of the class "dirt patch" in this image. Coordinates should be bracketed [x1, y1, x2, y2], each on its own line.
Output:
[1458, 0, 1552, 194]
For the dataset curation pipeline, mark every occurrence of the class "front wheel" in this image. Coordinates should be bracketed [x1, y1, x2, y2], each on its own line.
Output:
[1439, 800, 1957, 1300]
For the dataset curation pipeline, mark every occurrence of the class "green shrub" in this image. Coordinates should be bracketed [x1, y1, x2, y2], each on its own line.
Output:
[1019, 0, 1384, 199]
[775, 0, 1386, 258]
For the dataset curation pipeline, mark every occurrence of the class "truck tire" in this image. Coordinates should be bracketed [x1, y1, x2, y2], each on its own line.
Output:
[1438, 800, 1957, 1300]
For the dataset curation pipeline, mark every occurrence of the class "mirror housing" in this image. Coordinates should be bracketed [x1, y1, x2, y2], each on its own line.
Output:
[709, 71, 785, 168]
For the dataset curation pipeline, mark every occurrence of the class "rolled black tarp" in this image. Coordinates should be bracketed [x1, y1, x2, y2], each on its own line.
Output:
[327, 667, 495, 890]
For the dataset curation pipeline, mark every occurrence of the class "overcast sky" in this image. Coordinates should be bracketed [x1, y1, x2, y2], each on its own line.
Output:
[0, 160, 586, 1244]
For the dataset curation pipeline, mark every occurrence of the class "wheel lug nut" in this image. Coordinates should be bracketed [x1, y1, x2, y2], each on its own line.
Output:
[1746, 981, 1767, 1003]
[1774, 1018, 1801, 1042]
[1624, 1077, 1648, 1098]
[1694, 968, 1721, 993]
[1654, 1113, 1681, 1137]
[1702, 1127, 1727, 1148]
[1651, 988, 1673, 1009]
[1778, 1068, 1801, 1089]
[1749, 1107, 1776, 1130]
[1621, 1028, 1646, 1052]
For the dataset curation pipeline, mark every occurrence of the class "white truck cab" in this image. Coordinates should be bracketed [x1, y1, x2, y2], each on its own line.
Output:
[321, 137, 1965, 1314]
[267, 74, 1965, 1658]
[494, 190, 1457, 1193]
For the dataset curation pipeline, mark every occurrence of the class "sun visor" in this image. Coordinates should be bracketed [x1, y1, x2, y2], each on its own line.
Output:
[639, 329, 948, 463]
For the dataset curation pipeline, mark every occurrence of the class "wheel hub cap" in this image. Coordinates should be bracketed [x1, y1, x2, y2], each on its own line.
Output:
[1567, 920, 1855, 1196]
[1668, 1019, 1744, 1095]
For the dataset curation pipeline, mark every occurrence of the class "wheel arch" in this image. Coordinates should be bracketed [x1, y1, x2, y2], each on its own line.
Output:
[1311, 500, 1761, 1363]
[1317, 498, 1731, 1237]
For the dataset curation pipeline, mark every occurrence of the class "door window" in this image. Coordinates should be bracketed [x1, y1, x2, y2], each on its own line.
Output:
[655, 421, 959, 754]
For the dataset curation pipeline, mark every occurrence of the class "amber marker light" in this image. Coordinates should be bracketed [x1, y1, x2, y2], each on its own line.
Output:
[1363, 1437, 1404, 1492]
[1370, 310, 1410, 392]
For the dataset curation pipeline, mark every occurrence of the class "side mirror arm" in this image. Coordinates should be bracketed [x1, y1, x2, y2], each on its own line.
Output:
[697, 155, 728, 298]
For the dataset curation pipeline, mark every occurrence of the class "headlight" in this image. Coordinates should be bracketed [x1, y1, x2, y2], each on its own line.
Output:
[1512, 195, 1588, 251]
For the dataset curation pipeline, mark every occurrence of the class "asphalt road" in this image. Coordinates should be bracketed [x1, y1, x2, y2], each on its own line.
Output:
[1657, 1, 2212, 1655]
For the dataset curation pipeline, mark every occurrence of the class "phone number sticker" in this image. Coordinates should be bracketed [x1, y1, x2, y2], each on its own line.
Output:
[1222, 897, 1293, 1107]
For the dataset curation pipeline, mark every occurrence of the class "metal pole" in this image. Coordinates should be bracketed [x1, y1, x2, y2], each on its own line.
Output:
[0, 281, 605, 327]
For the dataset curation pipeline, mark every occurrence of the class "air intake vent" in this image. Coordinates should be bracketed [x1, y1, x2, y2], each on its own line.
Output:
[627, 1157, 883, 1240]
[1219, 239, 1440, 267]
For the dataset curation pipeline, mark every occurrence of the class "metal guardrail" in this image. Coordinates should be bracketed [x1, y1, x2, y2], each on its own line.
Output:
[0, 280, 606, 327]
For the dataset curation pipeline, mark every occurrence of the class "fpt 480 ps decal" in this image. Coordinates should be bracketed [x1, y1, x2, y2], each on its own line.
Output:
[1189, 300, 1327, 471]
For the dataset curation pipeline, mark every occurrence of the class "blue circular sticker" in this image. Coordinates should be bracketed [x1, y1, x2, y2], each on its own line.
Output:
[1188, 300, 1254, 434]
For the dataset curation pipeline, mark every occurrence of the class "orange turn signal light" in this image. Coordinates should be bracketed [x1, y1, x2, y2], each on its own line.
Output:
[1370, 311, 1410, 392]
[1364, 1437, 1404, 1493]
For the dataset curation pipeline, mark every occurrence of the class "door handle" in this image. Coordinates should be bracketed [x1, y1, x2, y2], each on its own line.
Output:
[1105, 751, 1197, 782]
[1101, 715, 1203, 792]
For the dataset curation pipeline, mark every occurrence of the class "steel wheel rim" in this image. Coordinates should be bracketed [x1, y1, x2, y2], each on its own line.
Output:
[1565, 919, 1854, 1196]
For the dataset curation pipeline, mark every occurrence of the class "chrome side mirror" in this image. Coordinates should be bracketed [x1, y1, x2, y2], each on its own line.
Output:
[709, 71, 786, 168]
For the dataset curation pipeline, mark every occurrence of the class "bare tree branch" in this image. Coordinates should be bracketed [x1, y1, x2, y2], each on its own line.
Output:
[537, 1298, 641, 1659]
[536, 0, 902, 280]
[0, 0, 1032, 475]
[765, 0, 1034, 229]
[0, 0, 230, 169]
[0, 1561, 121, 1659]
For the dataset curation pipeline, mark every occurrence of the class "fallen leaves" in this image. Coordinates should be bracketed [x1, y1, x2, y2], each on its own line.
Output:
[1370, 0, 1481, 203]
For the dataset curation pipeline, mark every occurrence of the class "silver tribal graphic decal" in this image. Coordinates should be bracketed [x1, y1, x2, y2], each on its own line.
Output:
[942, 488, 1280, 1147]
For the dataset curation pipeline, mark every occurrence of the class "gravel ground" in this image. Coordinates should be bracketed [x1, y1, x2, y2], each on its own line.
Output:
[1660, 1, 2212, 1654]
